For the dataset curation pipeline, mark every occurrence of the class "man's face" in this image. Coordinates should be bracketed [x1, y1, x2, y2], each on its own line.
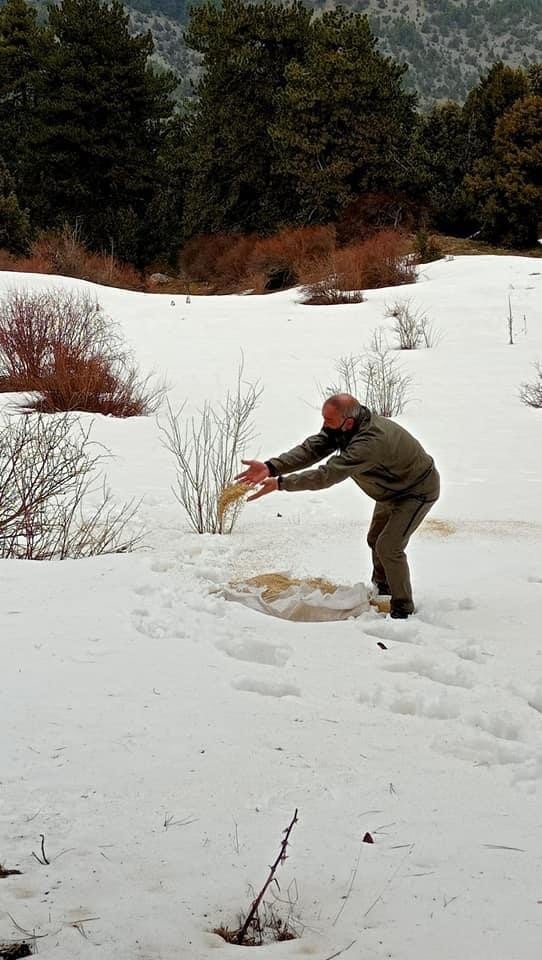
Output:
[322, 405, 354, 432]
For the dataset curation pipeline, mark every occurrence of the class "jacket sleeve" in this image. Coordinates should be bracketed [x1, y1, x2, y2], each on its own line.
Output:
[280, 438, 376, 492]
[266, 431, 335, 475]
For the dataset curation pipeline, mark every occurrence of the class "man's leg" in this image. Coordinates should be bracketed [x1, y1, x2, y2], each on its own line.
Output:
[375, 498, 436, 617]
[366, 501, 392, 593]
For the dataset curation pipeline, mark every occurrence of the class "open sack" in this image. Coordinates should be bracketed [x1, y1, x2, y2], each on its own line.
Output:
[219, 573, 372, 622]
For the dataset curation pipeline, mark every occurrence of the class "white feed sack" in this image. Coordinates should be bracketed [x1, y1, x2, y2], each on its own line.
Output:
[220, 576, 371, 622]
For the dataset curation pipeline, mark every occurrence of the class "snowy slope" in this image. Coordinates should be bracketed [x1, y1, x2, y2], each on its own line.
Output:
[1, 257, 542, 960]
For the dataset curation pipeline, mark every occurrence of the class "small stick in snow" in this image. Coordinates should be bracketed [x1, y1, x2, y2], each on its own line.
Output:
[236, 808, 298, 945]
[322, 939, 357, 960]
[31, 834, 50, 866]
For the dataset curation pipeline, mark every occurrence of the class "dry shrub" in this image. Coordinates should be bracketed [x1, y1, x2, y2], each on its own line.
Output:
[31, 228, 145, 290]
[160, 362, 262, 534]
[0, 288, 163, 416]
[248, 225, 336, 291]
[214, 235, 258, 290]
[180, 234, 245, 282]
[0, 412, 142, 560]
[301, 279, 365, 305]
[0, 249, 18, 271]
[336, 192, 418, 246]
[519, 361, 542, 408]
[0, 226, 144, 291]
[354, 229, 416, 289]
[179, 226, 336, 293]
[301, 229, 415, 304]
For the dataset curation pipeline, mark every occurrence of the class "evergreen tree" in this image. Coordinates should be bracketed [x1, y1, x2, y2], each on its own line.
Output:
[182, 0, 312, 236]
[0, 155, 31, 252]
[271, 7, 417, 223]
[462, 62, 530, 163]
[412, 101, 475, 235]
[0, 0, 50, 190]
[466, 95, 542, 248]
[30, 0, 177, 262]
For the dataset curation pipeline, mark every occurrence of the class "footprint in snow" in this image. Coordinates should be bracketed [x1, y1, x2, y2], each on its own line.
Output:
[383, 654, 475, 688]
[362, 619, 422, 645]
[216, 635, 291, 667]
[232, 676, 301, 698]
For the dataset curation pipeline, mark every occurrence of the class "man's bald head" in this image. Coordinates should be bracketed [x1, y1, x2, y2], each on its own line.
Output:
[323, 394, 361, 418]
[321, 394, 362, 430]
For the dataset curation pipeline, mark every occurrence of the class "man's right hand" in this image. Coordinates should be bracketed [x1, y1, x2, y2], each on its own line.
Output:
[235, 459, 269, 484]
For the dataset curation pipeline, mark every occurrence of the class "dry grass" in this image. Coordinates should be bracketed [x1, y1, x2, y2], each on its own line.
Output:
[217, 482, 252, 524]
[214, 922, 296, 946]
[411, 233, 542, 259]
[235, 572, 338, 602]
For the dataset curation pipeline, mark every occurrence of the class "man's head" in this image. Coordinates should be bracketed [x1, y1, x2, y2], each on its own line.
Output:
[321, 393, 361, 431]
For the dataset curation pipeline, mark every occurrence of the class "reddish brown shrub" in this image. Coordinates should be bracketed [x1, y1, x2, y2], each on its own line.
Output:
[213, 235, 258, 290]
[300, 229, 416, 304]
[29, 227, 145, 290]
[180, 234, 243, 283]
[0, 288, 162, 415]
[355, 229, 416, 288]
[179, 226, 336, 293]
[248, 225, 336, 290]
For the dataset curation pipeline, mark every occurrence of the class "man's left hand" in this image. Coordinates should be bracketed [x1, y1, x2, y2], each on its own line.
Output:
[246, 477, 279, 501]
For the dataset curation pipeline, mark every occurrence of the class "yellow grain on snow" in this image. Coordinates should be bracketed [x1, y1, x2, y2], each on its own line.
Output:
[217, 481, 252, 522]
[233, 573, 338, 602]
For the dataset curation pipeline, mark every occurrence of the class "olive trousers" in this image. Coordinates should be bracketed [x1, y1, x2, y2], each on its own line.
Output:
[367, 485, 439, 610]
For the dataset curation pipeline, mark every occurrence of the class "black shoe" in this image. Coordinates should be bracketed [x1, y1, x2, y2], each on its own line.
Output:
[390, 600, 414, 619]
[373, 580, 391, 596]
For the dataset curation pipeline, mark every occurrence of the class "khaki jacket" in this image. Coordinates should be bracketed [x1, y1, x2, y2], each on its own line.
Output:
[267, 407, 439, 503]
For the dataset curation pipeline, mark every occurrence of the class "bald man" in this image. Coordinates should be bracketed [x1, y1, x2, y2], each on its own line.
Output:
[236, 394, 439, 619]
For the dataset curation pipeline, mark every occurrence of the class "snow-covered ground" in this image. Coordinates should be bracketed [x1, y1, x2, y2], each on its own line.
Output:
[1, 256, 541, 960]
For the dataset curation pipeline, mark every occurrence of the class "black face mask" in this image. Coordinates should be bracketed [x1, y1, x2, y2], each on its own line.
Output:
[322, 418, 356, 450]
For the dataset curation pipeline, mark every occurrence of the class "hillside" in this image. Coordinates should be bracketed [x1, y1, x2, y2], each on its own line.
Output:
[126, 0, 542, 103]
[1, 254, 542, 958]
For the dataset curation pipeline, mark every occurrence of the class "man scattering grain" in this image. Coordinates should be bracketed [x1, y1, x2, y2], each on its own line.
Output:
[236, 394, 439, 620]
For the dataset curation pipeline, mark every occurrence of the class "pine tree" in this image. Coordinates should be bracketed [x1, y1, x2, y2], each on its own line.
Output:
[182, 0, 312, 237]
[0, 0, 50, 191]
[0, 155, 31, 252]
[462, 62, 530, 163]
[466, 95, 542, 248]
[271, 7, 417, 223]
[29, 0, 176, 262]
[412, 101, 475, 235]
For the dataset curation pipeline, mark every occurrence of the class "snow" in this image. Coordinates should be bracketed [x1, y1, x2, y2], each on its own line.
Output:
[1, 256, 542, 959]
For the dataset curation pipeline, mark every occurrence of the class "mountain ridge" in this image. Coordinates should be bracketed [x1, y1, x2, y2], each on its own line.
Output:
[127, 0, 542, 104]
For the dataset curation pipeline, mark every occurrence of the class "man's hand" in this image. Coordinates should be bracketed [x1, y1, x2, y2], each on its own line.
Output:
[235, 459, 269, 484]
[246, 477, 279, 501]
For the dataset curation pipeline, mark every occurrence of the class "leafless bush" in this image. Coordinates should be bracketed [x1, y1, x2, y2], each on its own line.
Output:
[301, 278, 365, 306]
[519, 361, 542, 408]
[386, 299, 440, 349]
[160, 362, 262, 534]
[0, 287, 164, 415]
[0, 412, 142, 559]
[362, 330, 412, 415]
[322, 330, 412, 417]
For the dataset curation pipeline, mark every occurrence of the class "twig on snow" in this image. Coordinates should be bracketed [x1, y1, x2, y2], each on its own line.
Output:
[322, 939, 357, 960]
[31, 834, 49, 865]
[236, 808, 298, 945]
